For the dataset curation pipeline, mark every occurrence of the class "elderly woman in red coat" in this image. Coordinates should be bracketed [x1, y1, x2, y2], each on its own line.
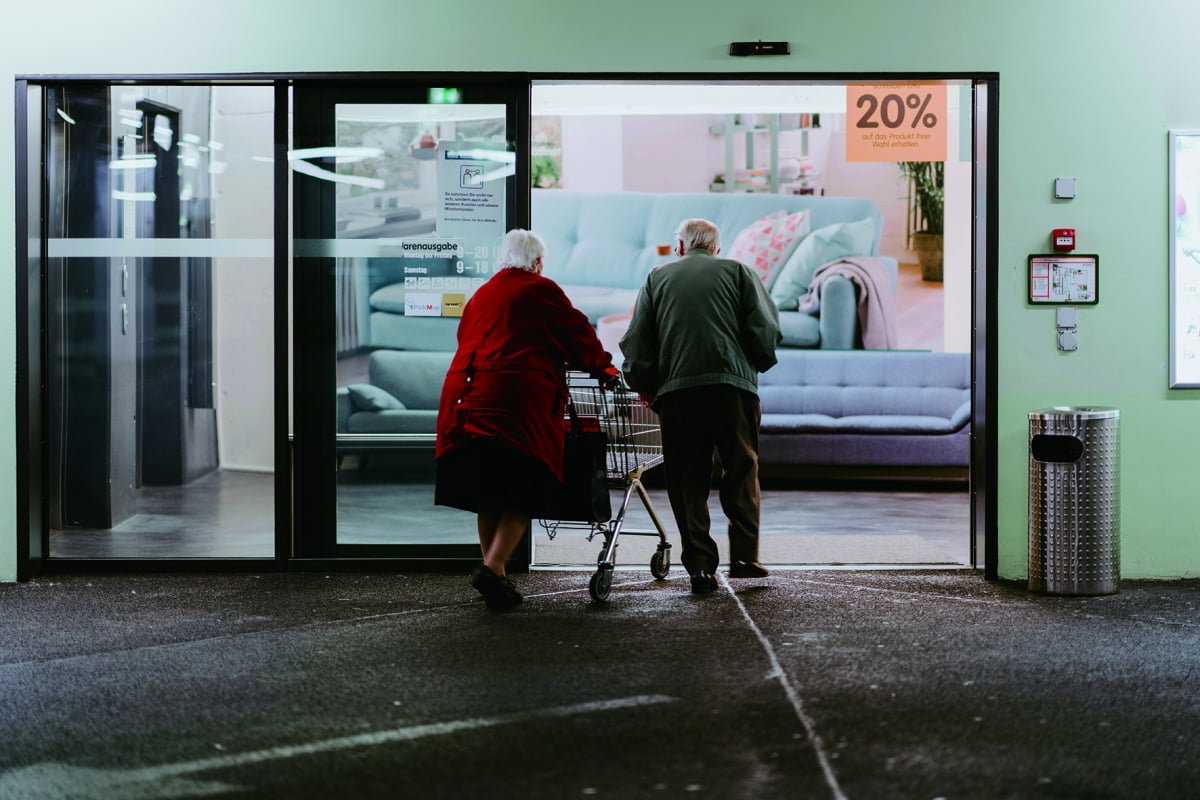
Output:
[435, 229, 619, 610]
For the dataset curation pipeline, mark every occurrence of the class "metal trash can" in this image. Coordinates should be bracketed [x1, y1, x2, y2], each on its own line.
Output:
[1028, 406, 1120, 595]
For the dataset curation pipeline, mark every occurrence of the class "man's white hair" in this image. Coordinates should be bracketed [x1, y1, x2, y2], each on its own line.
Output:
[496, 228, 546, 272]
[675, 218, 721, 253]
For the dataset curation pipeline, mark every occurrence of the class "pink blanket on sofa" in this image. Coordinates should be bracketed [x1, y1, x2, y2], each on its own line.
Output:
[796, 256, 899, 350]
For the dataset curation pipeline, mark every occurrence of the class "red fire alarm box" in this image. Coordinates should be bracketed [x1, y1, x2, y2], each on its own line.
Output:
[1052, 228, 1076, 251]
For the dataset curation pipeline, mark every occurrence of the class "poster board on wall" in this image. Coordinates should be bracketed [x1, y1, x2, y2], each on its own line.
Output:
[1169, 130, 1200, 388]
[1027, 255, 1099, 304]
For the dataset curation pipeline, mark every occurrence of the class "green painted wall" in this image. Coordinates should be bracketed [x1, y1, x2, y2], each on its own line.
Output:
[3, 1, 1199, 581]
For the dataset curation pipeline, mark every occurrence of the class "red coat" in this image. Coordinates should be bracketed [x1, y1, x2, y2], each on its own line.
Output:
[435, 268, 617, 481]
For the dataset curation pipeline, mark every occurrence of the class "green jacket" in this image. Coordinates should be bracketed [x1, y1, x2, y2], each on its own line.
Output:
[619, 248, 782, 402]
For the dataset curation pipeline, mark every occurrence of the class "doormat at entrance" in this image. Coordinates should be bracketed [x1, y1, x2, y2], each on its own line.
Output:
[533, 532, 960, 568]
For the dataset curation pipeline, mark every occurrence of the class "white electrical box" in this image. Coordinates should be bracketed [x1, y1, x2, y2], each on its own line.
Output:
[1056, 307, 1078, 351]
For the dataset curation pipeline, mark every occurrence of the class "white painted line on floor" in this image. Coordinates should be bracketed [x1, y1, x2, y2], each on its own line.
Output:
[720, 572, 848, 800]
[0, 694, 676, 800]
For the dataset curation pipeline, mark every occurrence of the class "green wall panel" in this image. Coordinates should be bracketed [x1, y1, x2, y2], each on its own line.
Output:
[5, 0, 1200, 580]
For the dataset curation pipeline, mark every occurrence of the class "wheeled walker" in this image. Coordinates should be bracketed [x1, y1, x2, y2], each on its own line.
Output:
[539, 373, 672, 602]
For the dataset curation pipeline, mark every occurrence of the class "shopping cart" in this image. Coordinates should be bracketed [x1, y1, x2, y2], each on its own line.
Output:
[539, 372, 672, 602]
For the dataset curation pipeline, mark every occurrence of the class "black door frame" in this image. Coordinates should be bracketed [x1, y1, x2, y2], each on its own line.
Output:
[13, 71, 998, 579]
[973, 78, 999, 579]
[16, 79, 44, 581]
[289, 76, 530, 564]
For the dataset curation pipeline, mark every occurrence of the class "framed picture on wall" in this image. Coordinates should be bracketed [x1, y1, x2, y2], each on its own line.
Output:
[1170, 130, 1200, 388]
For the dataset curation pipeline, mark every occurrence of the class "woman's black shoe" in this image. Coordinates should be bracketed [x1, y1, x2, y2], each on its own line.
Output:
[470, 564, 524, 610]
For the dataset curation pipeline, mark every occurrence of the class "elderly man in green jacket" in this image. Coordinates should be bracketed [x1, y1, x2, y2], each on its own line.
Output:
[619, 218, 782, 595]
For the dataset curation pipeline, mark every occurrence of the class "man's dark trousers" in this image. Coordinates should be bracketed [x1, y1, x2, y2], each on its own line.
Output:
[657, 384, 762, 576]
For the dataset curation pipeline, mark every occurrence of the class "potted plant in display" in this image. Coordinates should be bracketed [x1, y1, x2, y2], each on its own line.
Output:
[898, 160, 944, 281]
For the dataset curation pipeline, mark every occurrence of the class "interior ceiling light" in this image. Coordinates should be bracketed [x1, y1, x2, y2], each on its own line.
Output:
[290, 146, 384, 164]
[118, 109, 144, 129]
[289, 159, 385, 190]
[253, 149, 388, 188]
[108, 155, 157, 170]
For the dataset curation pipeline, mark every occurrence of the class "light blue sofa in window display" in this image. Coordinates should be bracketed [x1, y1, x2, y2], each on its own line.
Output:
[532, 190, 898, 350]
[358, 190, 898, 353]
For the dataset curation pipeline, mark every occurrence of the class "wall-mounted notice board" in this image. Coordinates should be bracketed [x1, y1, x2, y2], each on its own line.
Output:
[1170, 130, 1200, 388]
[1027, 254, 1099, 305]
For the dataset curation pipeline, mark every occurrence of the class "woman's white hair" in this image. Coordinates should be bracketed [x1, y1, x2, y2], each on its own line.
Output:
[496, 228, 546, 272]
[675, 218, 721, 253]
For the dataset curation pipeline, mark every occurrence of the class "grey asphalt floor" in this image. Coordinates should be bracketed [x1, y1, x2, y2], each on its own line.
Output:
[2, 568, 1199, 799]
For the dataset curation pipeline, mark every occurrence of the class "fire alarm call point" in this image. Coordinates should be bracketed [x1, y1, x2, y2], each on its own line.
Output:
[1052, 228, 1076, 251]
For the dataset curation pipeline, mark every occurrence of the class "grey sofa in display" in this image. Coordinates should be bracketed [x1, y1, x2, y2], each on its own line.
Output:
[336, 350, 452, 436]
[361, 190, 898, 352]
[758, 349, 970, 472]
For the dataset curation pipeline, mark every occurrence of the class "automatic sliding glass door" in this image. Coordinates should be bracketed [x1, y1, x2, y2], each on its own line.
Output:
[40, 83, 277, 560]
[291, 81, 526, 559]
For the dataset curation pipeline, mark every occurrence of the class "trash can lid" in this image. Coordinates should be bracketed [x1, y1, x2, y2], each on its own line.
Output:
[1028, 405, 1119, 420]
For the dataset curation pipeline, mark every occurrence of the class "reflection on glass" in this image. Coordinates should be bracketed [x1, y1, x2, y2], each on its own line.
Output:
[45, 85, 275, 558]
[331, 102, 510, 546]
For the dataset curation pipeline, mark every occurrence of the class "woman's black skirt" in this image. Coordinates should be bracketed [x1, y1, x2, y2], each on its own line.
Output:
[435, 438, 555, 517]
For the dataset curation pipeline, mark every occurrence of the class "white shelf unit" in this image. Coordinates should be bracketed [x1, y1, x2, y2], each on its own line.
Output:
[709, 114, 818, 194]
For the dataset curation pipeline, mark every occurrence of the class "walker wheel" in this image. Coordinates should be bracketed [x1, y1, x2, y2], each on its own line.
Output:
[650, 549, 670, 580]
[589, 569, 612, 602]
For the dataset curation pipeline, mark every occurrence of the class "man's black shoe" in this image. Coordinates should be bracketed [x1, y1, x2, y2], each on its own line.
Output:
[729, 561, 770, 579]
[690, 571, 718, 595]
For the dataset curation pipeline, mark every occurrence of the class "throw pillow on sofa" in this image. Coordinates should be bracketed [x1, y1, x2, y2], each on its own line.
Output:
[769, 216, 877, 311]
[725, 209, 811, 284]
[347, 384, 407, 412]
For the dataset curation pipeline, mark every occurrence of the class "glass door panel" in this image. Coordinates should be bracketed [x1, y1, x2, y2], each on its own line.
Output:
[43, 84, 277, 559]
[291, 82, 524, 558]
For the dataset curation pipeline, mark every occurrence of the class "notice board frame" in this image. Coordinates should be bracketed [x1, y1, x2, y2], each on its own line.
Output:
[1170, 129, 1200, 388]
[1027, 254, 1099, 305]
